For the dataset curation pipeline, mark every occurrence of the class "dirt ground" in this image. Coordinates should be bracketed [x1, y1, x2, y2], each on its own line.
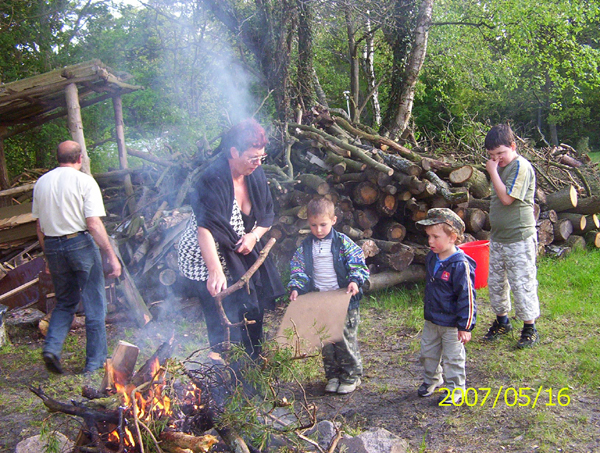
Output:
[1, 306, 599, 453]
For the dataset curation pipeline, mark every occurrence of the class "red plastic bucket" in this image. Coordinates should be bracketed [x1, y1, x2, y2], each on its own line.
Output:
[458, 240, 489, 289]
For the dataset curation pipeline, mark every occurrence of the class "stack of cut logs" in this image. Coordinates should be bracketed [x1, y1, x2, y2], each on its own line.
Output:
[259, 113, 600, 292]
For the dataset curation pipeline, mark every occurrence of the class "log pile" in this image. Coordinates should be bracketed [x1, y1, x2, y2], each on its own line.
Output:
[3, 109, 600, 306]
[257, 111, 600, 289]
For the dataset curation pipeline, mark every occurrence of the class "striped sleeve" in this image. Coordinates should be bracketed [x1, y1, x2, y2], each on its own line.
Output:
[505, 157, 534, 202]
[288, 244, 310, 293]
[340, 234, 370, 287]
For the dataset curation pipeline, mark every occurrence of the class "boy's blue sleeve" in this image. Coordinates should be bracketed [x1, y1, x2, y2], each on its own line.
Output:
[341, 234, 370, 287]
[288, 244, 310, 294]
[452, 260, 477, 331]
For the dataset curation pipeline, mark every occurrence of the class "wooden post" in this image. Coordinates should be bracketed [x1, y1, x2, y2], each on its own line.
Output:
[112, 95, 136, 214]
[65, 83, 91, 175]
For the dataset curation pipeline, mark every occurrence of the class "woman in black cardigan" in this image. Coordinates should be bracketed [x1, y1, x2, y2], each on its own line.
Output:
[178, 119, 284, 358]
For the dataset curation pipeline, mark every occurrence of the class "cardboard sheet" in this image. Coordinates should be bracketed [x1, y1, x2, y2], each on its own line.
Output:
[276, 289, 351, 354]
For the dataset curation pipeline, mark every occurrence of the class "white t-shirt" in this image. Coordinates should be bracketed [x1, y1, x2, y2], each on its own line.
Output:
[32, 167, 106, 237]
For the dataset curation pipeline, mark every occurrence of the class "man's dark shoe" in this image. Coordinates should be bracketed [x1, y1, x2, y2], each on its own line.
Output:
[517, 327, 540, 349]
[483, 319, 513, 341]
[42, 352, 64, 374]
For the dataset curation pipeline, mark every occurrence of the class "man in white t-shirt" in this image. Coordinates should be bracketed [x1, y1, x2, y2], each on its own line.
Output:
[32, 141, 121, 374]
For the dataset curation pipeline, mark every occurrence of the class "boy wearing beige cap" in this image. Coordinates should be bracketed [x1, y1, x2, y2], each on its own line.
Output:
[416, 208, 477, 404]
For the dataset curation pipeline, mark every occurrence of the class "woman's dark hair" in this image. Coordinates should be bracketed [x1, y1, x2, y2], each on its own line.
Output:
[219, 118, 268, 156]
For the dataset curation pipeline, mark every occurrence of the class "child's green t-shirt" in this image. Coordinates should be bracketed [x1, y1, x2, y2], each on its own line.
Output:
[489, 155, 537, 243]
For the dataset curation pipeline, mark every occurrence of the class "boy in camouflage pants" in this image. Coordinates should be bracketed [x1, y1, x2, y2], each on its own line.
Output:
[288, 198, 369, 394]
[484, 124, 540, 348]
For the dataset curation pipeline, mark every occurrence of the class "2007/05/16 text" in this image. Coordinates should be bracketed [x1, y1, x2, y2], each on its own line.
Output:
[438, 386, 571, 407]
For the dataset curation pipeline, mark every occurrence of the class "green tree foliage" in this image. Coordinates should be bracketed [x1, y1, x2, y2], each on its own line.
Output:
[417, 0, 600, 148]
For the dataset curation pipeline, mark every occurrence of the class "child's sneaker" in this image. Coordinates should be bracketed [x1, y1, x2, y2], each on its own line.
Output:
[337, 378, 361, 394]
[417, 381, 442, 397]
[437, 388, 463, 406]
[483, 319, 513, 341]
[517, 326, 540, 348]
[325, 378, 339, 393]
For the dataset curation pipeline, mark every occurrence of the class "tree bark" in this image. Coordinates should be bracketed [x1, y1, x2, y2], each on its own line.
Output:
[381, 0, 433, 139]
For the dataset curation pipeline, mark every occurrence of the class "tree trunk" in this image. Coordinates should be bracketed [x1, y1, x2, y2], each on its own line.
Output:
[381, 0, 433, 139]
[345, 7, 360, 122]
[296, 0, 314, 112]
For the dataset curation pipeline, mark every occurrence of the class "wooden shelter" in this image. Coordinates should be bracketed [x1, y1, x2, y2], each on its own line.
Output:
[0, 59, 142, 204]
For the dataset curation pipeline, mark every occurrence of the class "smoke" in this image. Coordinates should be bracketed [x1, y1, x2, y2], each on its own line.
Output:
[206, 45, 258, 125]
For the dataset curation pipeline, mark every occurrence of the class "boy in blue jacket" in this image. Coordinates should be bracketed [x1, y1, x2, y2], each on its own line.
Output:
[288, 197, 369, 394]
[416, 208, 477, 404]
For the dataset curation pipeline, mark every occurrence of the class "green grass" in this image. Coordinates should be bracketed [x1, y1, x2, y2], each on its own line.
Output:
[363, 248, 600, 394]
[588, 151, 600, 163]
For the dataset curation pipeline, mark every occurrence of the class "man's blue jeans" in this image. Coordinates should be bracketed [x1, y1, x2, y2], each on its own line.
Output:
[43, 232, 107, 372]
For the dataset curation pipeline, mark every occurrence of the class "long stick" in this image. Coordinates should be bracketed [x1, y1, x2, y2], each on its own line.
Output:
[214, 238, 277, 350]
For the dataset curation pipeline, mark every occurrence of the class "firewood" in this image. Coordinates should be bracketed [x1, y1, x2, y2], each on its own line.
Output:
[354, 208, 380, 230]
[333, 117, 420, 162]
[424, 171, 468, 204]
[449, 165, 490, 199]
[383, 184, 398, 195]
[474, 230, 490, 241]
[557, 213, 586, 231]
[544, 185, 578, 212]
[365, 168, 393, 187]
[420, 157, 456, 175]
[467, 198, 490, 212]
[563, 235, 586, 251]
[363, 265, 426, 293]
[376, 151, 422, 176]
[537, 219, 555, 246]
[535, 188, 547, 205]
[110, 238, 153, 327]
[413, 180, 437, 198]
[357, 239, 380, 258]
[585, 231, 600, 248]
[431, 197, 451, 209]
[558, 154, 583, 168]
[131, 337, 175, 386]
[330, 172, 368, 183]
[353, 181, 380, 205]
[160, 431, 219, 453]
[398, 190, 412, 201]
[586, 214, 599, 229]
[533, 203, 541, 222]
[342, 225, 366, 241]
[289, 123, 394, 175]
[370, 246, 415, 272]
[159, 269, 177, 286]
[325, 150, 366, 173]
[298, 174, 330, 195]
[370, 238, 406, 254]
[564, 195, 600, 215]
[539, 210, 558, 223]
[378, 220, 407, 242]
[376, 193, 399, 217]
[458, 208, 486, 233]
[553, 218, 573, 242]
[101, 340, 140, 392]
[339, 196, 354, 212]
